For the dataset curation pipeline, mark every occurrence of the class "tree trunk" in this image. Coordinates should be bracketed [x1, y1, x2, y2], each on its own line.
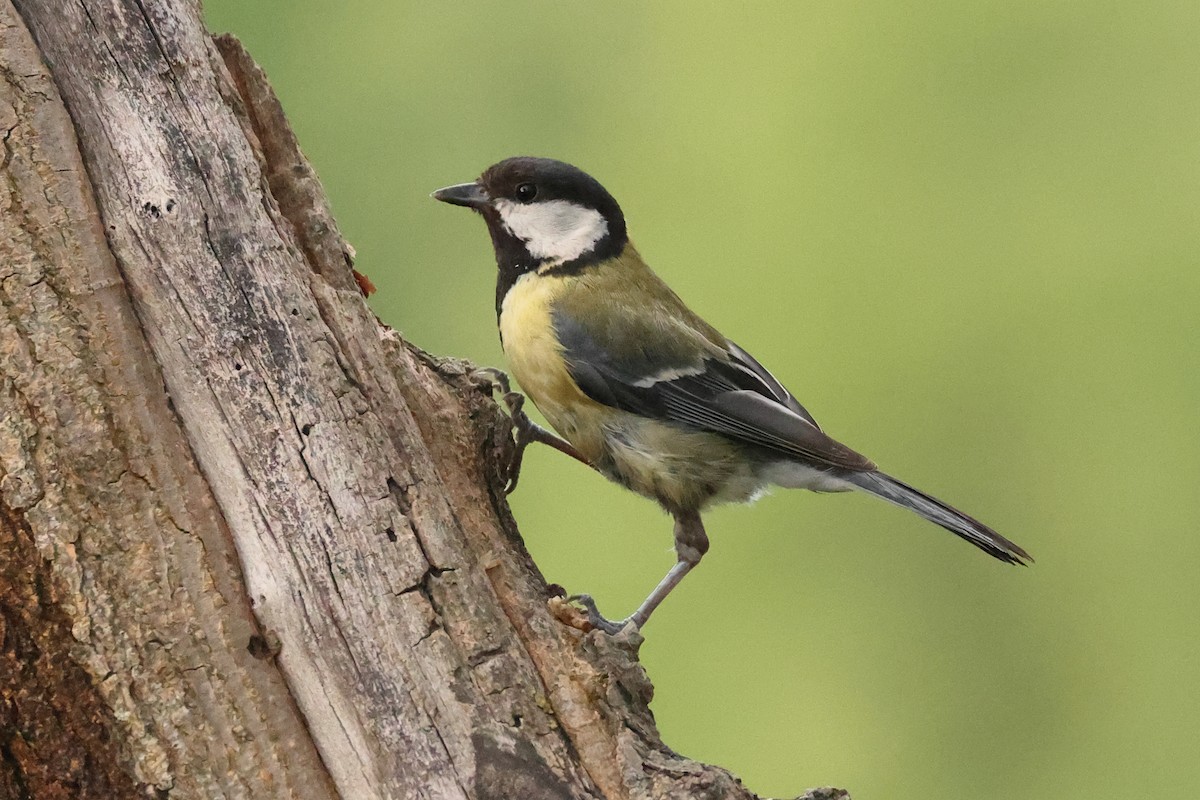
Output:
[0, 2, 847, 798]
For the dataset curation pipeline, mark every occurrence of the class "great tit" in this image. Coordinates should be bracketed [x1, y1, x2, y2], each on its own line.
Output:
[434, 157, 1030, 633]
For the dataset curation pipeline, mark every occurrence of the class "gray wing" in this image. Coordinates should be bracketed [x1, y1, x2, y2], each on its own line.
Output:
[553, 310, 875, 471]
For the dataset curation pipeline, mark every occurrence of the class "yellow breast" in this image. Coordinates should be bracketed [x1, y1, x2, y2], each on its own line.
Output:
[498, 273, 610, 460]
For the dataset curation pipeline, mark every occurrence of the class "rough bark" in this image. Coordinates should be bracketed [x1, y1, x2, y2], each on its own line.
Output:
[0, 1, 848, 798]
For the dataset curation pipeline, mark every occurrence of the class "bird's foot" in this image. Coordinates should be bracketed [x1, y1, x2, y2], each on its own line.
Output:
[470, 368, 541, 493]
[469, 366, 515, 402]
[503, 394, 541, 495]
[569, 594, 639, 635]
[470, 367, 591, 494]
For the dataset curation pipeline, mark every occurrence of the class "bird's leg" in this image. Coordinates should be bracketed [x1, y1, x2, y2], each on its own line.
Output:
[470, 367, 590, 493]
[573, 511, 709, 634]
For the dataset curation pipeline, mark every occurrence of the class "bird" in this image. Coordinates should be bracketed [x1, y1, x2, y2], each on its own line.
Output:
[433, 156, 1031, 634]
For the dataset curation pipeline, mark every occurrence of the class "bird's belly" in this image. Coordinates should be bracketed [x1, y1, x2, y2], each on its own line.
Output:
[503, 353, 765, 510]
[599, 414, 766, 512]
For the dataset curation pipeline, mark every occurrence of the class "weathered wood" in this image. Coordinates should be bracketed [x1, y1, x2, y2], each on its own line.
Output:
[0, 5, 337, 798]
[0, 1, 848, 798]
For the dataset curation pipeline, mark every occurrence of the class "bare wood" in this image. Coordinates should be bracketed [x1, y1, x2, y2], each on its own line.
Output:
[0, 5, 337, 797]
[0, 1, 848, 798]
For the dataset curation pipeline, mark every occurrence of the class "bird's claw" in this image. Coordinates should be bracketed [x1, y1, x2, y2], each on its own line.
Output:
[505, 394, 552, 494]
[470, 368, 535, 494]
[470, 366, 512, 397]
[568, 594, 637, 635]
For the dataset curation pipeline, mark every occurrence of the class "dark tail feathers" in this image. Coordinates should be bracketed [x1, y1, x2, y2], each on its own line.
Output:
[843, 471, 1032, 565]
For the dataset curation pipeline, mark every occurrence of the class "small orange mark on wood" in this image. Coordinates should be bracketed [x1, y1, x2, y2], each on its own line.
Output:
[353, 269, 377, 296]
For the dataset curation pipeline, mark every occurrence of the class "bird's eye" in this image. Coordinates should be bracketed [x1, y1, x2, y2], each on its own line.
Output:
[515, 183, 538, 203]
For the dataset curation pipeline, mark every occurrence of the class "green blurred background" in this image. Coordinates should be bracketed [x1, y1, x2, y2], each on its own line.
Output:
[205, 3, 1199, 797]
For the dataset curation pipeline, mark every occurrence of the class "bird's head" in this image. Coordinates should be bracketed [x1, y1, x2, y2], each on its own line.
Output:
[433, 157, 627, 274]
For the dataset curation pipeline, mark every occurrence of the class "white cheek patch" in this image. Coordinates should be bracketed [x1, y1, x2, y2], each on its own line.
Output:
[494, 198, 608, 265]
